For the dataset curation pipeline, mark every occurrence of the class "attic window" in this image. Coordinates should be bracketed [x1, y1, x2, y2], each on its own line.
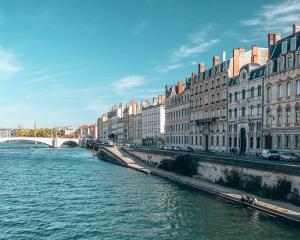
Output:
[291, 36, 297, 51]
[282, 40, 287, 54]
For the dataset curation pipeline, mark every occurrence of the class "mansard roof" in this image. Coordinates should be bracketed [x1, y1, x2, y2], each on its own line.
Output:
[249, 65, 266, 80]
[229, 76, 239, 86]
[270, 31, 300, 60]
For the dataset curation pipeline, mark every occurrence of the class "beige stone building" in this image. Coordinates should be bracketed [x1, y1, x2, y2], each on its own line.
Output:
[190, 46, 268, 152]
[263, 24, 300, 152]
[123, 101, 140, 144]
[228, 63, 266, 155]
[165, 80, 191, 147]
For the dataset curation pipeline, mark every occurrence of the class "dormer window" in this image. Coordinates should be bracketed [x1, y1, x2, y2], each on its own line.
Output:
[282, 40, 287, 54]
[287, 54, 294, 68]
[291, 36, 297, 51]
[296, 53, 300, 65]
[268, 61, 273, 74]
[277, 57, 285, 71]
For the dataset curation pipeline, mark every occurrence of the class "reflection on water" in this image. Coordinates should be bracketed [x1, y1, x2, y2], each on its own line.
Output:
[0, 143, 299, 240]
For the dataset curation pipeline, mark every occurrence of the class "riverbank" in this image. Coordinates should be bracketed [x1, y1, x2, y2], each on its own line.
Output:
[97, 146, 300, 226]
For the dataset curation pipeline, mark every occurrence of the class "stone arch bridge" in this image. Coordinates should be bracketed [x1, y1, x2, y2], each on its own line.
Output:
[0, 137, 81, 148]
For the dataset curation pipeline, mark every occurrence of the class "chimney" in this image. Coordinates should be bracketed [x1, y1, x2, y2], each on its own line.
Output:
[233, 47, 245, 76]
[198, 63, 205, 74]
[191, 72, 197, 77]
[268, 33, 281, 57]
[251, 45, 258, 64]
[293, 24, 300, 34]
[213, 56, 219, 66]
[177, 81, 184, 94]
[222, 51, 226, 62]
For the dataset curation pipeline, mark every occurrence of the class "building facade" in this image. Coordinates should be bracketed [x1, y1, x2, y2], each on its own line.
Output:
[263, 25, 300, 152]
[141, 96, 166, 146]
[165, 80, 191, 147]
[228, 64, 265, 155]
[189, 46, 267, 152]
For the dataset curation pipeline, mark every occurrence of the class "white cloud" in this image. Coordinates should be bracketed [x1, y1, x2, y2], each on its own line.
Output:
[154, 24, 219, 73]
[133, 21, 148, 37]
[154, 63, 184, 73]
[0, 47, 22, 78]
[111, 75, 145, 91]
[241, 0, 300, 34]
[170, 39, 220, 63]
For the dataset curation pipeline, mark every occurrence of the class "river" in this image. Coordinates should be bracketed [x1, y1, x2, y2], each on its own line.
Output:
[0, 144, 299, 240]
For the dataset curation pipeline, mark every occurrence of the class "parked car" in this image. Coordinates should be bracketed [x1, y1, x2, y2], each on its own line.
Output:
[186, 147, 194, 152]
[261, 149, 280, 160]
[172, 146, 180, 151]
[160, 145, 165, 150]
[289, 152, 300, 162]
[279, 152, 298, 162]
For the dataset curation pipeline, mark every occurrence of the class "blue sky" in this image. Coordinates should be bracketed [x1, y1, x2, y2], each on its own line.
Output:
[0, 0, 299, 128]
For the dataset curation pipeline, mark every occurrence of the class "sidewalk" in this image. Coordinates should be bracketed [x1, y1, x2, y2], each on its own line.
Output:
[102, 146, 300, 224]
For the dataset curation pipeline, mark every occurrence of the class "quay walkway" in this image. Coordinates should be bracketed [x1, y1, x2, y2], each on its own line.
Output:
[98, 146, 300, 225]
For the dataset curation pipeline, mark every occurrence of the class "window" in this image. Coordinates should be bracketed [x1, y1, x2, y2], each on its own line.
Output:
[211, 135, 214, 145]
[267, 87, 272, 101]
[297, 54, 300, 65]
[242, 89, 246, 99]
[277, 135, 281, 148]
[296, 106, 300, 124]
[297, 80, 300, 95]
[216, 136, 219, 145]
[277, 109, 282, 125]
[286, 107, 291, 124]
[217, 79, 220, 86]
[242, 107, 246, 116]
[258, 85, 262, 96]
[211, 95, 214, 103]
[282, 40, 287, 54]
[234, 92, 238, 101]
[257, 105, 261, 115]
[222, 135, 225, 145]
[268, 61, 273, 74]
[256, 137, 261, 149]
[229, 109, 232, 118]
[296, 136, 300, 149]
[211, 81, 215, 88]
[250, 137, 253, 148]
[278, 57, 285, 71]
[234, 108, 237, 118]
[277, 84, 283, 98]
[229, 93, 232, 102]
[234, 137, 237, 147]
[250, 105, 254, 115]
[286, 82, 292, 97]
[287, 55, 294, 68]
[229, 137, 232, 147]
[285, 135, 290, 148]
[205, 83, 208, 90]
[291, 37, 297, 51]
[251, 87, 255, 98]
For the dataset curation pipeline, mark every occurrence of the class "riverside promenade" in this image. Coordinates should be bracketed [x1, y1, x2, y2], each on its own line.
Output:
[98, 146, 300, 225]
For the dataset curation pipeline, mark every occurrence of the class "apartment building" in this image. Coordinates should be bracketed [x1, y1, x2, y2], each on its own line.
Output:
[228, 63, 265, 155]
[165, 80, 191, 147]
[263, 24, 300, 152]
[189, 46, 268, 152]
[123, 101, 140, 144]
[141, 96, 166, 146]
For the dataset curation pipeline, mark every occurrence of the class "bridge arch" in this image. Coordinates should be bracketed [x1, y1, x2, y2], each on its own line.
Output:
[0, 137, 53, 147]
[0, 137, 80, 148]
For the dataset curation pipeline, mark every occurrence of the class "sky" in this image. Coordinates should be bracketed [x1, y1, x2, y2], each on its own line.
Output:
[0, 0, 299, 128]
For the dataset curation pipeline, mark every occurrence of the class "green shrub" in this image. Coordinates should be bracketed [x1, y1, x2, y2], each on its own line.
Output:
[223, 169, 242, 188]
[158, 155, 198, 177]
[243, 175, 262, 194]
[273, 178, 291, 200]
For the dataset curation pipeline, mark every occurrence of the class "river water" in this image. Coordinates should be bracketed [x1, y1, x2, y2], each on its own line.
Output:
[0, 144, 299, 240]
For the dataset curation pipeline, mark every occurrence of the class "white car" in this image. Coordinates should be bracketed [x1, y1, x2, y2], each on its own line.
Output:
[261, 149, 280, 160]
